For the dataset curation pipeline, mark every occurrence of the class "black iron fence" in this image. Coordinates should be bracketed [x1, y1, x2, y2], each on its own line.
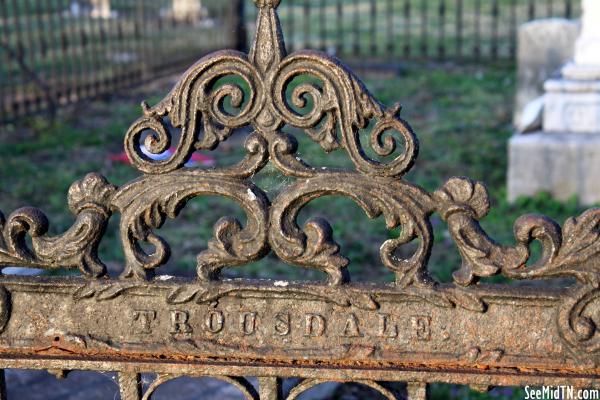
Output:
[0, 0, 240, 121]
[245, 0, 581, 62]
[0, 0, 583, 122]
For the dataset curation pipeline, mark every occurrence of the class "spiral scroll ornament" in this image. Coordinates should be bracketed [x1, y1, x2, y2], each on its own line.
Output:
[112, 0, 432, 284]
[2, 0, 600, 358]
[0, 173, 115, 277]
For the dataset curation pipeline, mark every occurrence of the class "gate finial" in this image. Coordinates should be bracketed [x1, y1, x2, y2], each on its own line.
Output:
[249, 0, 286, 74]
[253, 0, 281, 7]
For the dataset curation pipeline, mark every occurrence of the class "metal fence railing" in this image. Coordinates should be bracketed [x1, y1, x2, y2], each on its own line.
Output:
[0, 0, 583, 122]
[245, 0, 581, 63]
[0, 0, 241, 121]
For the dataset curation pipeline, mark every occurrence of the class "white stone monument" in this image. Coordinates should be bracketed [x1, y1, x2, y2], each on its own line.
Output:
[513, 19, 579, 131]
[172, 0, 205, 22]
[90, 0, 111, 19]
[508, 0, 600, 205]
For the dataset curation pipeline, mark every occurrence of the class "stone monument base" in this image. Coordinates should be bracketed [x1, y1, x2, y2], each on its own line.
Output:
[508, 132, 600, 205]
[513, 19, 579, 129]
[544, 79, 600, 133]
[562, 62, 600, 80]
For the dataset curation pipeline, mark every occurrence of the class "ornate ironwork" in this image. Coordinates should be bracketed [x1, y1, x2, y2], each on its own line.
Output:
[0, 0, 599, 398]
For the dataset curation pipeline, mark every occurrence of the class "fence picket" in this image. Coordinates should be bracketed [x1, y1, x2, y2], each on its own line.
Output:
[509, 0, 516, 58]
[386, 0, 393, 54]
[566, 0, 573, 18]
[528, 0, 536, 20]
[455, 0, 462, 59]
[370, 0, 377, 55]
[491, 0, 499, 60]
[353, 0, 360, 55]
[474, 0, 481, 60]
[420, 0, 427, 57]
[403, 0, 411, 57]
[320, 0, 326, 51]
[337, 0, 343, 55]
[0, 0, 12, 118]
[438, 0, 446, 60]
[303, 0, 310, 49]
[288, 0, 295, 52]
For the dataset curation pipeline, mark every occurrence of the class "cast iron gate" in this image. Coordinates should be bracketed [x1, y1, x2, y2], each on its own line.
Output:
[0, 0, 599, 398]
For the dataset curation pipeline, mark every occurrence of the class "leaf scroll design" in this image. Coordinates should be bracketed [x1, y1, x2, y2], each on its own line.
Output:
[112, 170, 269, 280]
[434, 177, 528, 286]
[4, 0, 600, 322]
[271, 52, 419, 178]
[0, 173, 115, 277]
[436, 177, 600, 286]
[270, 172, 434, 286]
[124, 51, 264, 175]
[504, 209, 600, 285]
[558, 284, 600, 354]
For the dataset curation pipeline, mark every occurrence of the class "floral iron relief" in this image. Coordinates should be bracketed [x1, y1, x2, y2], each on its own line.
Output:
[0, 2, 599, 394]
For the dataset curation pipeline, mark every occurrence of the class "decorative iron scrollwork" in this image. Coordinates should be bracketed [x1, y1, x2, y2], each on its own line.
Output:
[3, 0, 600, 360]
[269, 172, 433, 286]
[112, 171, 270, 280]
[0, 173, 114, 277]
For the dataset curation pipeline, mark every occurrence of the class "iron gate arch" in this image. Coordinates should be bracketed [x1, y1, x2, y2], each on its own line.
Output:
[0, 0, 599, 398]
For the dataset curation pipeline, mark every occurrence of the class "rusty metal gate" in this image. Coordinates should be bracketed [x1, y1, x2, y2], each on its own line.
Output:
[0, 0, 599, 398]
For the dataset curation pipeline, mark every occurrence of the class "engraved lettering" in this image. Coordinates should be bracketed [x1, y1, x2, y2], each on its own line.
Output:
[377, 314, 398, 338]
[170, 310, 192, 334]
[304, 314, 326, 337]
[132, 310, 156, 334]
[411, 315, 431, 341]
[205, 310, 224, 334]
[274, 313, 291, 336]
[240, 312, 258, 335]
[341, 313, 363, 337]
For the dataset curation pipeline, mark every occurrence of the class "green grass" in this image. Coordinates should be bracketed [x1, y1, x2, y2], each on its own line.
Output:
[0, 61, 587, 398]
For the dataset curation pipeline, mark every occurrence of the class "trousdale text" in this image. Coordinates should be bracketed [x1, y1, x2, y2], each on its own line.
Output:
[131, 309, 433, 340]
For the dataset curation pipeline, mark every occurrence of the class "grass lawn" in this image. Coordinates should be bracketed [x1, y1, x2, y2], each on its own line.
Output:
[0, 60, 585, 399]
